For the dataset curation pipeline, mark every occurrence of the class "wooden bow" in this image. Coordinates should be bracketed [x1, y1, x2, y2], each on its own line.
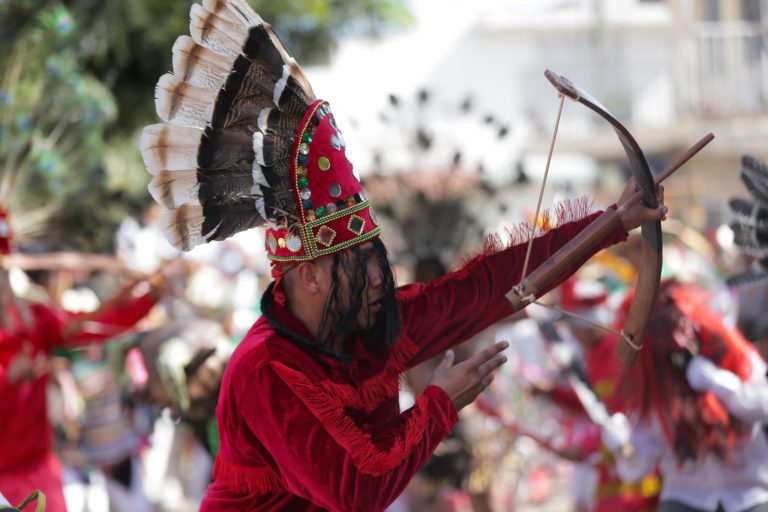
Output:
[506, 70, 714, 365]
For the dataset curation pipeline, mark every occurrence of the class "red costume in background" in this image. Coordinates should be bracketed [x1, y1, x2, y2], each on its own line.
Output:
[201, 212, 627, 511]
[547, 276, 660, 511]
[550, 333, 660, 512]
[0, 293, 157, 510]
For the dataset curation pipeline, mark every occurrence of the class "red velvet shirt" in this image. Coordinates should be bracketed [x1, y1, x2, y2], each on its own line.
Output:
[202, 210, 627, 512]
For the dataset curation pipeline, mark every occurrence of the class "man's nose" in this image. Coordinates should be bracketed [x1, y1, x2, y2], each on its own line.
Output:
[368, 266, 383, 288]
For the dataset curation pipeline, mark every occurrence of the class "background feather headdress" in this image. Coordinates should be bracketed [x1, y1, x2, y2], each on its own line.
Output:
[727, 155, 768, 286]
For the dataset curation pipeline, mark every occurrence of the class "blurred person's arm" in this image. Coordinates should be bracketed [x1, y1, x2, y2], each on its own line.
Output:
[687, 352, 768, 424]
[602, 412, 662, 483]
[55, 275, 166, 346]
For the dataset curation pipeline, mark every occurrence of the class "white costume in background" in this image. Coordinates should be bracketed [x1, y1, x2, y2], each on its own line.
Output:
[607, 352, 768, 512]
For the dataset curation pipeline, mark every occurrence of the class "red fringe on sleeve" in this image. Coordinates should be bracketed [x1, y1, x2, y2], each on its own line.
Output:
[212, 456, 286, 495]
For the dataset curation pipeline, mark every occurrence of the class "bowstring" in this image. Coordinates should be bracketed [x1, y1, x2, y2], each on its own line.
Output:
[531, 300, 624, 338]
[519, 93, 565, 282]
[517, 94, 626, 338]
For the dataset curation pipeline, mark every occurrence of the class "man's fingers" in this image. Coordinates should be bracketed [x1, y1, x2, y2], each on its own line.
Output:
[640, 202, 667, 223]
[467, 341, 509, 369]
[477, 354, 507, 376]
[441, 349, 455, 369]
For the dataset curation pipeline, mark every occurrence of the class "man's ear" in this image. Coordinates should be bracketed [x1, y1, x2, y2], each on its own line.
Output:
[294, 261, 323, 294]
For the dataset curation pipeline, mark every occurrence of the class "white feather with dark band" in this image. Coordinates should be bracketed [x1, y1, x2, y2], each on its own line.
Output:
[171, 36, 231, 90]
[206, 0, 262, 27]
[149, 170, 201, 209]
[141, 124, 203, 173]
[155, 74, 217, 127]
[161, 205, 214, 251]
[189, 4, 248, 60]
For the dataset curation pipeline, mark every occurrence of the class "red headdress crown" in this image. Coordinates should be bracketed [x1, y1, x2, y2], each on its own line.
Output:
[265, 100, 380, 261]
[140, 0, 379, 260]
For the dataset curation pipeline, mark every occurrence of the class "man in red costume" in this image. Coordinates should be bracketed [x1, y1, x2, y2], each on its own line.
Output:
[0, 213, 164, 510]
[139, 1, 667, 510]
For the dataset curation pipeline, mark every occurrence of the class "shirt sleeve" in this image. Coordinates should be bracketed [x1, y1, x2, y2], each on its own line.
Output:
[708, 352, 768, 425]
[241, 361, 458, 512]
[0, 332, 19, 413]
[58, 292, 157, 346]
[397, 209, 628, 367]
[613, 415, 664, 484]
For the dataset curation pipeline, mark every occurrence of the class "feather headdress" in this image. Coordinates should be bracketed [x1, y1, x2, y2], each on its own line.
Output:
[726, 155, 768, 286]
[141, 0, 380, 259]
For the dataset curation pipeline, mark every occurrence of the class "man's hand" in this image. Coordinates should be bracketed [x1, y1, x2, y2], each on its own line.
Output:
[428, 341, 508, 411]
[617, 177, 668, 232]
[601, 412, 631, 454]
[6, 342, 49, 383]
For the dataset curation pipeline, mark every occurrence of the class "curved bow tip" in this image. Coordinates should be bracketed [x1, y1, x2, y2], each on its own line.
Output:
[544, 70, 580, 101]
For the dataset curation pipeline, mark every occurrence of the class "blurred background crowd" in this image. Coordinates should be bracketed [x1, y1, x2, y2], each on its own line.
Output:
[2, 0, 768, 510]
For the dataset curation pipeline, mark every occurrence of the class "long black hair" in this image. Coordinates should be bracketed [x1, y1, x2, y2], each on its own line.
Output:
[261, 237, 401, 362]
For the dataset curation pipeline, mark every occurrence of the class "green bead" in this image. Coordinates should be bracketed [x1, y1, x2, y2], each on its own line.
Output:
[298, 177, 309, 188]
[302, 132, 313, 143]
[315, 206, 327, 217]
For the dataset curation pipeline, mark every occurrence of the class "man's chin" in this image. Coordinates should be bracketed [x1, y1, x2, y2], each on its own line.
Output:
[356, 310, 384, 333]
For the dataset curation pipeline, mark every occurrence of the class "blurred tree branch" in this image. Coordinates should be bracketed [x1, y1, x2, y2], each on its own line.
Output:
[0, 0, 411, 252]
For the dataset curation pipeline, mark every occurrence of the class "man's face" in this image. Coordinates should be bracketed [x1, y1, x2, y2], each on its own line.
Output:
[356, 242, 385, 330]
[316, 241, 385, 332]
